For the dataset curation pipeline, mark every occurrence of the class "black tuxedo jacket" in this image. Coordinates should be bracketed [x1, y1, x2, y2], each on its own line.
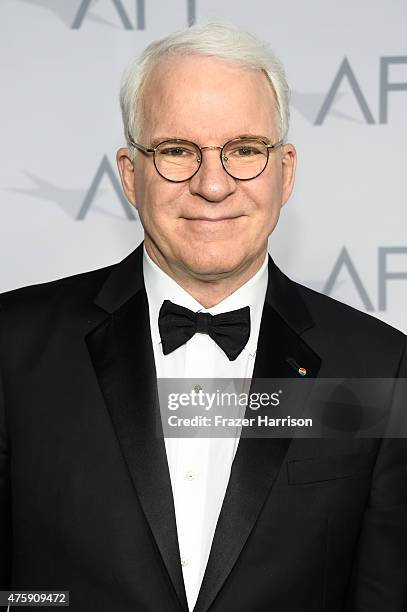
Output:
[0, 242, 406, 612]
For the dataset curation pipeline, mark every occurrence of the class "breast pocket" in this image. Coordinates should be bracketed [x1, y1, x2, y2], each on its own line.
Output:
[287, 451, 375, 485]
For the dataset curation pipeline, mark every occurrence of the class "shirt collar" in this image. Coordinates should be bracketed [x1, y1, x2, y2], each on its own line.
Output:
[143, 245, 268, 357]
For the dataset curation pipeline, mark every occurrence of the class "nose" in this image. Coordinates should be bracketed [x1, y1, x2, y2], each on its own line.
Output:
[188, 147, 236, 203]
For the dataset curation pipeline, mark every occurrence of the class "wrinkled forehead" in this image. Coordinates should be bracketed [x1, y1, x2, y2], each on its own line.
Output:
[138, 55, 279, 143]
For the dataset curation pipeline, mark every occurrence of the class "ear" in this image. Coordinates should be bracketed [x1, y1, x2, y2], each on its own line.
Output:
[116, 147, 137, 207]
[280, 143, 297, 207]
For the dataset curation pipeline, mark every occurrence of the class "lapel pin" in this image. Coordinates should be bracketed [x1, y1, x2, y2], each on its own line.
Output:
[286, 357, 308, 377]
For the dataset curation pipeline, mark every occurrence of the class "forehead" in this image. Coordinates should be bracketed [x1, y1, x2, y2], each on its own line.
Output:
[140, 55, 278, 143]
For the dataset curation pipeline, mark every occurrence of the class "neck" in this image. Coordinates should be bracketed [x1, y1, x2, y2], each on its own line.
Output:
[145, 240, 267, 308]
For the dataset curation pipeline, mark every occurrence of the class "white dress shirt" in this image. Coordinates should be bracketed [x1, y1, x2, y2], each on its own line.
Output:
[143, 246, 268, 611]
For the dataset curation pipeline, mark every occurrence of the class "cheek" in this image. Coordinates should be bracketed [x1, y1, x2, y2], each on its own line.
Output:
[133, 165, 159, 215]
[242, 179, 282, 219]
[134, 173, 184, 229]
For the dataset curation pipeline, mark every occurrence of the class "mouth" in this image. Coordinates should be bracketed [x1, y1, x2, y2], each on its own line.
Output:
[182, 215, 244, 222]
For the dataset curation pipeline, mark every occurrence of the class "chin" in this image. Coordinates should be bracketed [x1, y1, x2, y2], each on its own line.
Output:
[176, 247, 249, 278]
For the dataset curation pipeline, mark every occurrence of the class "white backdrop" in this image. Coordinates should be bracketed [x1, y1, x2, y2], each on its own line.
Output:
[1, 0, 406, 331]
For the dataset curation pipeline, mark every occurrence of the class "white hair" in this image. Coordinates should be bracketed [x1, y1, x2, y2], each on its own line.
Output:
[119, 21, 290, 147]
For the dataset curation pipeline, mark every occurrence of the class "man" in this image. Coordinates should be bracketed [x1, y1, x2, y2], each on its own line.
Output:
[0, 21, 406, 612]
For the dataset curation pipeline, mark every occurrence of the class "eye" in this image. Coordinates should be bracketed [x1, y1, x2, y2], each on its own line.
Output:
[159, 147, 189, 157]
[229, 145, 263, 157]
[157, 143, 198, 159]
[241, 147, 254, 156]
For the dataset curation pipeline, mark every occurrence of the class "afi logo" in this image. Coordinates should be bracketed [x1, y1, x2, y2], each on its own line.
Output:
[71, 0, 197, 29]
[292, 56, 407, 125]
[19, 0, 197, 29]
[323, 247, 407, 311]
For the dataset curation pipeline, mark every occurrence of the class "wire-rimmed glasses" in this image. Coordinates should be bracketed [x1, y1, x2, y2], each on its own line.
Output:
[128, 136, 284, 182]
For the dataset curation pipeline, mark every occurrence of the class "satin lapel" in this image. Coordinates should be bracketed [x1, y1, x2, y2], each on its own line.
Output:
[86, 251, 188, 611]
[193, 261, 321, 612]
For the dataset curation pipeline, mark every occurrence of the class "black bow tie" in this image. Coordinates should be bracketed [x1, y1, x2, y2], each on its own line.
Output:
[158, 300, 251, 361]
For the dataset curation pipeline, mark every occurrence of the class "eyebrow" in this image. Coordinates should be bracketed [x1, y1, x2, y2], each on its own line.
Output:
[150, 136, 183, 147]
[149, 134, 273, 147]
[237, 134, 272, 143]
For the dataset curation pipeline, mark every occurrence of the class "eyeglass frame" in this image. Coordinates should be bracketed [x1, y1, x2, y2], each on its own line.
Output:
[127, 135, 284, 182]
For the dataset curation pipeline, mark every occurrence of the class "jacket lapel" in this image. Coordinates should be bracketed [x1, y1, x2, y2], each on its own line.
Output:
[193, 257, 321, 612]
[85, 244, 188, 611]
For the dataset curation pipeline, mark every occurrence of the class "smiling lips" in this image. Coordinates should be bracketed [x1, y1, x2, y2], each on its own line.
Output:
[183, 216, 243, 222]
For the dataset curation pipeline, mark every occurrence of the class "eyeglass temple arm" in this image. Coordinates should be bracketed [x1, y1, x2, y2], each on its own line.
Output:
[266, 140, 284, 150]
[127, 137, 155, 153]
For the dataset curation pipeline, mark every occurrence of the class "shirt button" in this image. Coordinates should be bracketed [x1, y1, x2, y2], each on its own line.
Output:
[193, 384, 203, 392]
[186, 470, 197, 481]
[181, 556, 189, 567]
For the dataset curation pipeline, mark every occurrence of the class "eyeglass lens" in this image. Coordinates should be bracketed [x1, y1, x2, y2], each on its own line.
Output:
[154, 138, 269, 181]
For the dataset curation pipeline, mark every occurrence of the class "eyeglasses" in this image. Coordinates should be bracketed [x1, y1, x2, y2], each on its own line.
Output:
[128, 136, 284, 182]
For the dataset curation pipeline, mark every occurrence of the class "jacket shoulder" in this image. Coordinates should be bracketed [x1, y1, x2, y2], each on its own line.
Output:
[0, 264, 114, 320]
[293, 280, 406, 373]
[296, 281, 403, 336]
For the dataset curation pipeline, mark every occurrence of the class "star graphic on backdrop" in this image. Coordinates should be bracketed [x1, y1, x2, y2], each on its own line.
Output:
[8, 172, 126, 220]
[287, 276, 346, 297]
[291, 90, 364, 124]
[15, 0, 119, 28]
